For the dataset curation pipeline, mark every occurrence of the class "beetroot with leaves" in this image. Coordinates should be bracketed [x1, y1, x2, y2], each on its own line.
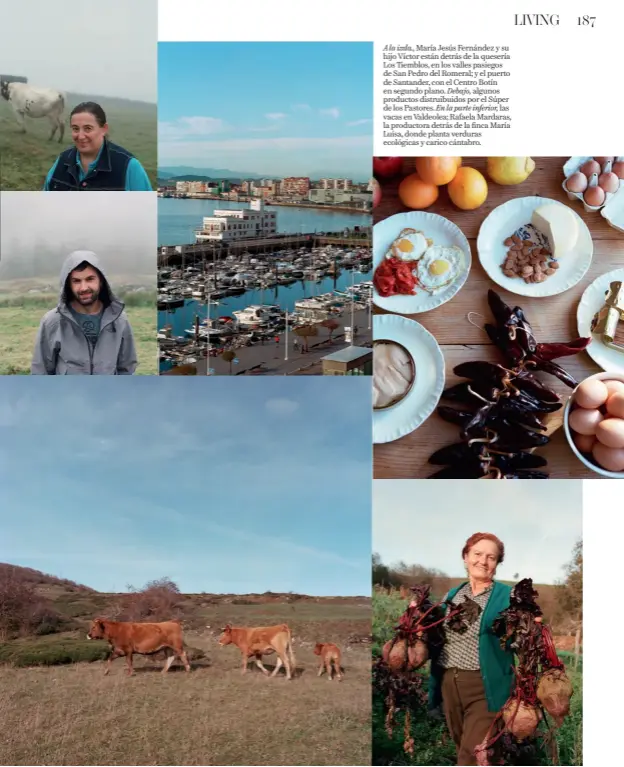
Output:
[475, 578, 575, 762]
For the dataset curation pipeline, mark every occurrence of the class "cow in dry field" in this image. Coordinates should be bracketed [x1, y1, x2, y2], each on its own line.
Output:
[217, 623, 296, 679]
[87, 618, 191, 676]
[314, 642, 343, 681]
[1, 80, 65, 141]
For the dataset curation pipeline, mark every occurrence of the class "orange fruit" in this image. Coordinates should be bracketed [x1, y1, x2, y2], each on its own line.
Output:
[415, 157, 462, 186]
[447, 166, 488, 210]
[398, 173, 439, 209]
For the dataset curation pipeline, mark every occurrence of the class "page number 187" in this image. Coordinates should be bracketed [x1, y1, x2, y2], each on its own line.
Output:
[577, 16, 596, 27]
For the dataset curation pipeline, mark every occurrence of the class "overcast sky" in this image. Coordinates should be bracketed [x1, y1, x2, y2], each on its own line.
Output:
[0, 192, 156, 280]
[373, 481, 582, 585]
[0, 0, 156, 102]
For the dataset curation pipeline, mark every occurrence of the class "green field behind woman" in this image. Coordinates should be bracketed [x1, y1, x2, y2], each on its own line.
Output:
[372, 589, 582, 766]
[0, 93, 156, 191]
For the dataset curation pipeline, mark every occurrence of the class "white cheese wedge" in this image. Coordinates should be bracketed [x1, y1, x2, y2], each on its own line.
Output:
[530, 204, 578, 258]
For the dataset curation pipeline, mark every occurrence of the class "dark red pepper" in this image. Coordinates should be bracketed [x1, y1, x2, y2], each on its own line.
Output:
[535, 338, 592, 362]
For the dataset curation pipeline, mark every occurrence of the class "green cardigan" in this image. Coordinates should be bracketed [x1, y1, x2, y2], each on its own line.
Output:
[428, 580, 514, 712]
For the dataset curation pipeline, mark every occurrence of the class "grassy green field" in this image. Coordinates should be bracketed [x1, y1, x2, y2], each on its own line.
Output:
[0, 290, 157, 375]
[372, 590, 582, 766]
[0, 570, 371, 766]
[0, 93, 156, 191]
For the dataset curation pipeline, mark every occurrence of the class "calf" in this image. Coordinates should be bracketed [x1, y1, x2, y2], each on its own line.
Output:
[87, 618, 191, 676]
[1, 81, 65, 142]
[314, 642, 343, 681]
[218, 623, 296, 679]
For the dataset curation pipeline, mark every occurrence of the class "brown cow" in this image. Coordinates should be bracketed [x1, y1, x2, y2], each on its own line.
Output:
[87, 618, 191, 676]
[314, 642, 343, 681]
[218, 623, 296, 679]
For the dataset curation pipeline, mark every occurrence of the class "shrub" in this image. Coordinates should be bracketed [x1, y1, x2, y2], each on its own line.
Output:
[116, 577, 184, 622]
[0, 638, 109, 667]
[31, 608, 66, 636]
[0, 567, 39, 639]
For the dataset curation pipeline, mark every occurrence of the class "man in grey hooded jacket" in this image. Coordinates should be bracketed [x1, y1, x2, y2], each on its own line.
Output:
[31, 251, 138, 375]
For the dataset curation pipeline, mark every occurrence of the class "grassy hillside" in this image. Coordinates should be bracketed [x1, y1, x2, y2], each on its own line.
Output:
[0, 92, 156, 191]
[0, 565, 371, 765]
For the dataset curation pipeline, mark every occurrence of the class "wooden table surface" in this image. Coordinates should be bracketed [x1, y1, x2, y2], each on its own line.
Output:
[373, 156, 624, 479]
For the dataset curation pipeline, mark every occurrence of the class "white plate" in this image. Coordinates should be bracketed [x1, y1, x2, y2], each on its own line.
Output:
[577, 268, 624, 375]
[477, 196, 593, 297]
[372, 211, 471, 314]
[373, 313, 445, 444]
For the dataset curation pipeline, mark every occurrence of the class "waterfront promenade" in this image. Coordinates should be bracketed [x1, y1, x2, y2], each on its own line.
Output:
[163, 308, 372, 376]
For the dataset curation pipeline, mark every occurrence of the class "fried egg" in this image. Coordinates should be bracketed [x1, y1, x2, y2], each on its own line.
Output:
[416, 245, 464, 293]
[385, 228, 429, 262]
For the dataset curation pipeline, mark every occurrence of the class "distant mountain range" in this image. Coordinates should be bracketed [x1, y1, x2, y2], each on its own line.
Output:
[158, 166, 370, 182]
[158, 166, 264, 180]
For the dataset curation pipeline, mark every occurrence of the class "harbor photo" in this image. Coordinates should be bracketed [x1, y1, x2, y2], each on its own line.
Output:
[0, 0, 156, 191]
[157, 42, 373, 375]
[0, 193, 157, 375]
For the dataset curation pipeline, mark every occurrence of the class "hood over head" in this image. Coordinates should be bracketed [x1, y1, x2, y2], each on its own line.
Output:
[59, 250, 117, 307]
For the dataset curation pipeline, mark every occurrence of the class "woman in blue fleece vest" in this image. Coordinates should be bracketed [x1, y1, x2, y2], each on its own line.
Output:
[43, 101, 152, 191]
[427, 532, 519, 766]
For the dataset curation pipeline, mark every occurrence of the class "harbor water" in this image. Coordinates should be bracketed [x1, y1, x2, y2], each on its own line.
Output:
[158, 268, 373, 337]
[159, 197, 371, 245]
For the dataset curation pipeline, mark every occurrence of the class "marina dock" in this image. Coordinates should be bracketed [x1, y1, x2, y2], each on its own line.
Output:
[157, 242, 372, 375]
[158, 232, 371, 267]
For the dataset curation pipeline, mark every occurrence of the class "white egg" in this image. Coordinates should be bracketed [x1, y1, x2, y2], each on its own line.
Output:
[387, 229, 429, 262]
[416, 245, 464, 293]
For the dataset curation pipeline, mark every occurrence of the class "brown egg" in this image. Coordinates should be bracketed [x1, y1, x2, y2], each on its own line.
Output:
[575, 378, 609, 409]
[599, 172, 619, 194]
[592, 442, 624, 472]
[574, 433, 596, 453]
[613, 161, 624, 179]
[606, 380, 624, 398]
[565, 172, 588, 193]
[594, 157, 614, 165]
[596, 418, 624, 448]
[581, 159, 601, 176]
[606, 392, 624, 419]
[569, 407, 604, 435]
[584, 185, 606, 207]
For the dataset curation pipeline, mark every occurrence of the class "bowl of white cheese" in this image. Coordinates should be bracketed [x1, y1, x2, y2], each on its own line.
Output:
[372, 339, 415, 411]
[476, 195, 594, 298]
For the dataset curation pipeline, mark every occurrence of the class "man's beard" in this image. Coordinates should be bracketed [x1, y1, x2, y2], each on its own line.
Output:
[75, 290, 99, 306]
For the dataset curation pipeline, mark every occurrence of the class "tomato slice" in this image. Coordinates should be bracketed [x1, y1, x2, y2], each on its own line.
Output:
[374, 257, 417, 297]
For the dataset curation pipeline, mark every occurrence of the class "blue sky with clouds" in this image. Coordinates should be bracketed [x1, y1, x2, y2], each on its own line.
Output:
[158, 42, 372, 178]
[0, 378, 372, 596]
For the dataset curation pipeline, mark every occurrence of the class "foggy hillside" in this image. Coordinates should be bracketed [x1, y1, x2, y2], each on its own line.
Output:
[0, 0, 156, 103]
[0, 193, 156, 281]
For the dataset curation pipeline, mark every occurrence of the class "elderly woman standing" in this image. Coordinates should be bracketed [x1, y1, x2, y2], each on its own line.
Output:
[428, 533, 516, 766]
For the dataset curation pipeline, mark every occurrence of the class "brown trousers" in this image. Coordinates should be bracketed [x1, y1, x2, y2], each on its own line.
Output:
[441, 668, 497, 766]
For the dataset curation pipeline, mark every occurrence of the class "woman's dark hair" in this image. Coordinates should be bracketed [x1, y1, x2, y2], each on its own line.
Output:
[462, 532, 505, 564]
[70, 102, 107, 127]
[64, 260, 110, 306]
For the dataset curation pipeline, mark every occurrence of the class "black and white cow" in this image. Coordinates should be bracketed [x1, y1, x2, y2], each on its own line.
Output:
[1, 81, 66, 142]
